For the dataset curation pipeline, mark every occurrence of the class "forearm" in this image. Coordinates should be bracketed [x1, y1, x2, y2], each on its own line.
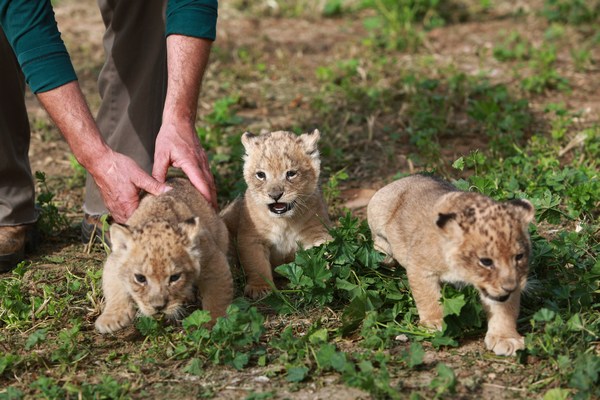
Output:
[36, 81, 111, 173]
[163, 34, 212, 125]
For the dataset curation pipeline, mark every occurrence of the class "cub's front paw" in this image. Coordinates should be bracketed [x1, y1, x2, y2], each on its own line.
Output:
[95, 311, 134, 334]
[420, 318, 443, 331]
[244, 283, 272, 300]
[485, 333, 524, 356]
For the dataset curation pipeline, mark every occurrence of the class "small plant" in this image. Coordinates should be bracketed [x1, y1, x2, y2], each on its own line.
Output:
[521, 45, 569, 93]
[493, 31, 532, 62]
[362, 0, 445, 51]
[35, 171, 69, 236]
[67, 155, 86, 188]
[541, 0, 600, 25]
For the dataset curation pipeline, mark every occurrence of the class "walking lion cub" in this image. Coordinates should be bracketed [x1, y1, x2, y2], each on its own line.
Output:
[221, 130, 331, 299]
[95, 178, 233, 333]
[367, 175, 535, 356]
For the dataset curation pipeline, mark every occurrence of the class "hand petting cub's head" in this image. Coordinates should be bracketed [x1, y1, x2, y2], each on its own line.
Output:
[241, 130, 321, 217]
[109, 218, 203, 319]
[435, 193, 535, 303]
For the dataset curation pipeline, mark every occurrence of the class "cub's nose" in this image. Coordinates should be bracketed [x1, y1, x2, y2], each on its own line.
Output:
[152, 301, 167, 312]
[501, 282, 518, 294]
[269, 191, 283, 201]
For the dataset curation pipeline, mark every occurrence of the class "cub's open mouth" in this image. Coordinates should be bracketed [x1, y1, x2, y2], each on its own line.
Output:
[268, 202, 294, 215]
[482, 289, 511, 303]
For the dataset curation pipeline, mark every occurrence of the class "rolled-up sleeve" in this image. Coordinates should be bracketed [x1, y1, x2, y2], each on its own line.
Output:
[166, 0, 218, 40]
[0, 0, 77, 94]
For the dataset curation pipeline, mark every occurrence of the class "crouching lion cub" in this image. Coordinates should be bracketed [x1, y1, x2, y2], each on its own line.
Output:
[95, 178, 233, 334]
[367, 174, 535, 356]
[221, 130, 331, 299]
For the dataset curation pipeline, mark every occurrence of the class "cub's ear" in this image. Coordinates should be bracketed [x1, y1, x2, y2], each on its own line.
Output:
[241, 131, 258, 153]
[179, 217, 204, 245]
[510, 198, 535, 224]
[436, 212, 457, 229]
[300, 129, 320, 157]
[109, 224, 133, 252]
[435, 212, 464, 240]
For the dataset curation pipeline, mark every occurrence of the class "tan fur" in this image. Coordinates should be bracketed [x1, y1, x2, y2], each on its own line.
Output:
[221, 130, 331, 299]
[367, 175, 535, 356]
[95, 178, 233, 334]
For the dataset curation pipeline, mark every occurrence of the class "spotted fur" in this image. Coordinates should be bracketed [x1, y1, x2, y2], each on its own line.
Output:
[221, 130, 331, 299]
[95, 178, 233, 334]
[367, 174, 535, 356]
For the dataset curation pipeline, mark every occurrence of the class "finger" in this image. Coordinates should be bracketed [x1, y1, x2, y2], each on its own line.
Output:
[152, 151, 170, 183]
[109, 197, 138, 224]
[181, 163, 217, 209]
[135, 171, 171, 196]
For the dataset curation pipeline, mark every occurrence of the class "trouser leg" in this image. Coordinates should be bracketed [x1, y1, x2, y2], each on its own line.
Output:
[0, 28, 36, 226]
[83, 0, 168, 216]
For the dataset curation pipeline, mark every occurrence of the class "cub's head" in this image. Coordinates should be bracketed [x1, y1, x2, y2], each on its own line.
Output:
[241, 129, 321, 217]
[435, 194, 535, 303]
[109, 218, 203, 318]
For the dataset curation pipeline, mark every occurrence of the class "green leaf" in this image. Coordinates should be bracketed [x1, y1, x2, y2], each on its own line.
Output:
[25, 329, 47, 350]
[136, 316, 160, 336]
[429, 363, 456, 395]
[308, 328, 328, 344]
[543, 388, 570, 400]
[184, 358, 204, 376]
[452, 157, 465, 171]
[182, 310, 212, 330]
[405, 342, 425, 368]
[232, 353, 250, 370]
[286, 366, 309, 382]
[442, 294, 466, 317]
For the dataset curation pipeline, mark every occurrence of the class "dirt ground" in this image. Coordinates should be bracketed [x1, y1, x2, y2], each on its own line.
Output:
[9, 0, 599, 398]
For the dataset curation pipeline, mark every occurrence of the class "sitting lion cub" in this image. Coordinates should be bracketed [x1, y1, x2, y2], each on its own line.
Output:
[95, 178, 233, 334]
[367, 174, 535, 356]
[221, 130, 331, 299]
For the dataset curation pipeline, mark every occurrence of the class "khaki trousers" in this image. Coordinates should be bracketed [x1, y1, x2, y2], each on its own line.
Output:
[84, 0, 168, 215]
[0, 1, 168, 225]
[0, 29, 36, 226]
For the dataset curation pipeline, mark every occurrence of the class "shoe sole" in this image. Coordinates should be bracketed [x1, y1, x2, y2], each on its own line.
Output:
[0, 248, 25, 273]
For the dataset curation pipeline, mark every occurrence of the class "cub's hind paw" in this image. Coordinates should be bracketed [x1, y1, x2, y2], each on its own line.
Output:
[244, 283, 272, 300]
[95, 311, 134, 334]
[485, 333, 524, 356]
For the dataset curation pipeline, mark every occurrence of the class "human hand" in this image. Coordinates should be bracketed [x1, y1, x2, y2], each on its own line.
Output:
[152, 119, 218, 210]
[88, 150, 170, 223]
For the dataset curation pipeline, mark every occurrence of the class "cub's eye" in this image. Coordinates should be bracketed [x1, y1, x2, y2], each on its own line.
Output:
[286, 170, 297, 179]
[169, 274, 181, 283]
[134, 274, 147, 284]
[256, 171, 266, 180]
[515, 253, 524, 261]
[479, 258, 494, 268]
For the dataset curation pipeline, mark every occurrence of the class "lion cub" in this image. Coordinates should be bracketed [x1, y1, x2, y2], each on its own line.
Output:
[367, 175, 535, 356]
[95, 178, 233, 334]
[221, 130, 331, 299]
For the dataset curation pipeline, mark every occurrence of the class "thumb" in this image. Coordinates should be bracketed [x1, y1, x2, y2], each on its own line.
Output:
[135, 173, 172, 196]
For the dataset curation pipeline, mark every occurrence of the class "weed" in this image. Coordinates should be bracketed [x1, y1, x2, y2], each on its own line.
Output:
[541, 0, 600, 25]
[34, 171, 69, 236]
[493, 31, 532, 62]
[67, 155, 86, 189]
[362, 0, 444, 51]
[521, 45, 569, 93]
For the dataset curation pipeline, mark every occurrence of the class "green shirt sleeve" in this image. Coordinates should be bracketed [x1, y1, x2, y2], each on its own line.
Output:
[166, 0, 218, 40]
[0, 0, 77, 94]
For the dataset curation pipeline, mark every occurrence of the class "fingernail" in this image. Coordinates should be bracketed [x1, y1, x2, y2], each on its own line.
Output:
[162, 185, 173, 193]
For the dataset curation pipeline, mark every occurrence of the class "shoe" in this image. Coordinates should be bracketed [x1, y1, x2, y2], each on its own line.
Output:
[81, 213, 112, 247]
[0, 224, 39, 273]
